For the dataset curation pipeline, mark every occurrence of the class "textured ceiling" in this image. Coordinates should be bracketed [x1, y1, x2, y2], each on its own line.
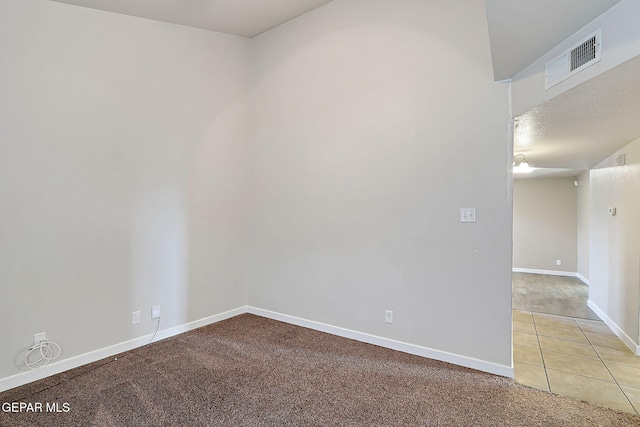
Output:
[487, 0, 637, 179]
[514, 54, 640, 176]
[51, 0, 334, 38]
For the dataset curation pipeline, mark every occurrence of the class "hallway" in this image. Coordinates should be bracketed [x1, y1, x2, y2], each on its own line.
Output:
[513, 274, 640, 414]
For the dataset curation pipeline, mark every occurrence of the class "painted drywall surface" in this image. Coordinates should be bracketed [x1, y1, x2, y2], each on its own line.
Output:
[0, 0, 249, 380]
[247, 0, 512, 366]
[577, 171, 590, 281]
[513, 178, 578, 273]
[589, 137, 640, 345]
[511, 0, 640, 116]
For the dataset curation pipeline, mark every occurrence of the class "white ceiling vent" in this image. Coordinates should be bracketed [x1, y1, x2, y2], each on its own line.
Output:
[545, 29, 602, 90]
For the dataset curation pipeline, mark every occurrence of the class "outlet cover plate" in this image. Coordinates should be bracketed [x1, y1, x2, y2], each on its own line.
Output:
[152, 305, 161, 319]
[132, 311, 141, 325]
[34, 332, 46, 344]
[385, 310, 393, 324]
[460, 208, 476, 223]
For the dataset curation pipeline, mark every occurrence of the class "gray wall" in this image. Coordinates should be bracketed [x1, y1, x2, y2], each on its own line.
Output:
[589, 137, 640, 349]
[577, 171, 591, 281]
[0, 0, 514, 386]
[0, 0, 250, 382]
[513, 178, 578, 273]
[247, 0, 513, 367]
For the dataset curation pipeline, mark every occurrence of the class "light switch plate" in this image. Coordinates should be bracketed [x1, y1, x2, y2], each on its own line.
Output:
[460, 208, 476, 223]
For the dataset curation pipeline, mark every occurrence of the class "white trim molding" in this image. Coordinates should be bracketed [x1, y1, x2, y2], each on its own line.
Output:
[0, 306, 247, 393]
[588, 300, 640, 355]
[247, 307, 514, 378]
[1, 305, 514, 393]
[513, 268, 578, 278]
[576, 273, 590, 285]
[512, 268, 590, 285]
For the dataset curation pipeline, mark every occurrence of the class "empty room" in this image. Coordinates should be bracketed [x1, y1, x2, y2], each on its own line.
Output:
[1, 0, 639, 425]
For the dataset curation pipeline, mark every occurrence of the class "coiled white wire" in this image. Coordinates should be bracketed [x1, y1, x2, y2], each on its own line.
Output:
[24, 340, 61, 370]
[23, 318, 158, 370]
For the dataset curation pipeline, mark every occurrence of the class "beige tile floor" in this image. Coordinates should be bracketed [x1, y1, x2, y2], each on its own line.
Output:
[514, 309, 640, 415]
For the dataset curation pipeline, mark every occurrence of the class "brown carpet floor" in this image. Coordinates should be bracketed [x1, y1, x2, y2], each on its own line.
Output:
[1, 314, 639, 426]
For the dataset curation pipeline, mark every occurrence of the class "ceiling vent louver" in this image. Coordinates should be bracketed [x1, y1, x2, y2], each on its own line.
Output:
[545, 29, 602, 90]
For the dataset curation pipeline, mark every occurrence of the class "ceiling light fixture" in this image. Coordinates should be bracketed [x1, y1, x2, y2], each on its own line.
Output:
[513, 154, 532, 174]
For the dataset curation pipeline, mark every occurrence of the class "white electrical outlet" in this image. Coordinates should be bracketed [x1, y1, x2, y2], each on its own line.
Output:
[556, 260, 562, 266]
[460, 208, 476, 223]
[152, 305, 161, 319]
[385, 310, 393, 324]
[132, 311, 141, 325]
[34, 332, 46, 344]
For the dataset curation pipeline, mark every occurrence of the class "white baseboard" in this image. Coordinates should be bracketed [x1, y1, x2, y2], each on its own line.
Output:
[0, 306, 247, 393]
[247, 307, 513, 378]
[587, 300, 640, 355]
[1, 305, 514, 393]
[576, 273, 590, 285]
[512, 268, 578, 278]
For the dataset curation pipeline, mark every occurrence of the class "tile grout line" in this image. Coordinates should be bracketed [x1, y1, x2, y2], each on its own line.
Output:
[576, 317, 640, 416]
[535, 312, 638, 414]
[515, 310, 639, 413]
[513, 273, 640, 415]
[532, 313, 552, 393]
